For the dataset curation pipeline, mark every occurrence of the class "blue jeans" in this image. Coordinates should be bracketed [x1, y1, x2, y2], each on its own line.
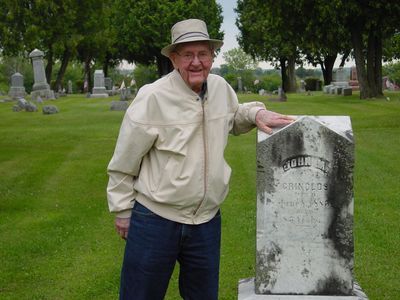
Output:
[120, 202, 221, 300]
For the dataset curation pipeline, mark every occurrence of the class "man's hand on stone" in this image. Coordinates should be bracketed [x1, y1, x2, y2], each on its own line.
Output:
[255, 109, 295, 134]
[115, 217, 130, 240]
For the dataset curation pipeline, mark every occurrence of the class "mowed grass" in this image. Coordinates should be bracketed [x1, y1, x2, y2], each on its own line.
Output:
[0, 91, 399, 299]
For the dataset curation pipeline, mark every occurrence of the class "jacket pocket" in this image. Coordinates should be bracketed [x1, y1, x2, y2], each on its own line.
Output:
[150, 154, 172, 192]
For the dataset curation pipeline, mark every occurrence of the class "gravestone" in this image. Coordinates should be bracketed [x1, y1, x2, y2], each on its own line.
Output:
[299, 80, 305, 92]
[29, 49, 55, 100]
[90, 70, 109, 98]
[42, 105, 59, 114]
[332, 67, 350, 95]
[68, 80, 73, 94]
[8, 72, 26, 99]
[14, 98, 37, 112]
[268, 87, 287, 102]
[342, 87, 353, 96]
[104, 77, 113, 90]
[238, 116, 369, 300]
[110, 100, 129, 111]
[238, 77, 243, 92]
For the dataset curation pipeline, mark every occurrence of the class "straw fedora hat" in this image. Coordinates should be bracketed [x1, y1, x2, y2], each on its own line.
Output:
[161, 19, 223, 57]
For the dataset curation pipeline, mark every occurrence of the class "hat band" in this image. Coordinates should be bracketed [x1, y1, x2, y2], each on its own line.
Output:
[173, 31, 209, 43]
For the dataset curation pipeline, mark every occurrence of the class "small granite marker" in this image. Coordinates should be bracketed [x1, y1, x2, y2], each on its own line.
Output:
[238, 116, 368, 300]
[8, 72, 26, 99]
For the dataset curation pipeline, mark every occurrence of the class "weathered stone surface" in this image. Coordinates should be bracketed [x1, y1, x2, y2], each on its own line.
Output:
[255, 116, 354, 295]
[42, 105, 59, 114]
[17, 98, 29, 109]
[25, 102, 38, 112]
[8, 72, 26, 99]
[238, 278, 368, 300]
[110, 101, 129, 111]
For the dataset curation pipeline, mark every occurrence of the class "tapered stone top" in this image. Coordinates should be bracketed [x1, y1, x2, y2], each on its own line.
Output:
[29, 48, 44, 58]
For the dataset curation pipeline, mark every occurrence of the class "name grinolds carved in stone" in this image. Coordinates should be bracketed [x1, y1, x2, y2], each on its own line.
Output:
[282, 155, 330, 173]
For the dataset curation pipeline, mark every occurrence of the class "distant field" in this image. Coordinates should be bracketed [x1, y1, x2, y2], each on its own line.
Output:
[0, 91, 399, 299]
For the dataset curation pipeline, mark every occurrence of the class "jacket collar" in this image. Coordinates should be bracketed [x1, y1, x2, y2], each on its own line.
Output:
[170, 69, 208, 100]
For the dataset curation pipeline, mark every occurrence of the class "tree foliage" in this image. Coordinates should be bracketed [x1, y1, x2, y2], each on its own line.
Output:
[334, 0, 400, 98]
[222, 47, 258, 71]
[0, 0, 117, 91]
[236, 0, 400, 98]
[112, 0, 224, 77]
[236, 0, 302, 92]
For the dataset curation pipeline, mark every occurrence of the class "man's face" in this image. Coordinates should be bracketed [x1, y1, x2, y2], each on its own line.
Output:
[170, 42, 214, 93]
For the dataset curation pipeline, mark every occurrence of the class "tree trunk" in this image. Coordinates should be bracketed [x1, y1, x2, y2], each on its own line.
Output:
[320, 54, 336, 85]
[351, 18, 384, 99]
[286, 55, 297, 92]
[84, 56, 92, 93]
[350, 22, 370, 99]
[280, 57, 289, 92]
[55, 47, 71, 92]
[45, 46, 53, 86]
[339, 50, 350, 68]
[367, 28, 383, 98]
[103, 52, 111, 77]
[156, 55, 173, 77]
[374, 35, 383, 97]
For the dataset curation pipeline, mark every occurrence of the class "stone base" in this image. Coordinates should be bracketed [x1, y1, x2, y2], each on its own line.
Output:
[238, 278, 368, 300]
[8, 87, 26, 99]
[32, 82, 50, 91]
[332, 82, 349, 87]
[90, 93, 109, 98]
[92, 87, 107, 94]
[31, 89, 55, 101]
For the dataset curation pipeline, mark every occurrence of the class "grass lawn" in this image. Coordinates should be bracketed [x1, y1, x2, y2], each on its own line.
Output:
[0, 91, 399, 299]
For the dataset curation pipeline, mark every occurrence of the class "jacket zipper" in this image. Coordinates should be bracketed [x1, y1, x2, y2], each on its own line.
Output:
[193, 97, 208, 216]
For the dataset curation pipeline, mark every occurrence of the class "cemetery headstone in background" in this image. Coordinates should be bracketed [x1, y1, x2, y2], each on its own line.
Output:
[29, 49, 55, 101]
[110, 100, 129, 111]
[238, 76, 243, 92]
[8, 72, 26, 99]
[238, 116, 369, 300]
[68, 80, 73, 94]
[90, 70, 109, 98]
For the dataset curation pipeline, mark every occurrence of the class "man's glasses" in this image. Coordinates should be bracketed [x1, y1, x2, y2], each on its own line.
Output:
[175, 51, 213, 63]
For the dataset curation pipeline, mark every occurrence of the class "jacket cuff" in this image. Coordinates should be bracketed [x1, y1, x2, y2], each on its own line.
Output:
[249, 106, 266, 123]
[116, 209, 132, 218]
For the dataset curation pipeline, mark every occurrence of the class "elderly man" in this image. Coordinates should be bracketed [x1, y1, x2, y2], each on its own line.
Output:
[107, 19, 293, 300]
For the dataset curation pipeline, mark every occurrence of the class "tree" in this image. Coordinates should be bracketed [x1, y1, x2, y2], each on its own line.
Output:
[75, 0, 116, 92]
[336, 1, 400, 99]
[0, 0, 118, 92]
[383, 61, 400, 85]
[112, 0, 224, 77]
[236, 0, 302, 92]
[222, 47, 258, 71]
[297, 2, 351, 85]
[383, 32, 400, 61]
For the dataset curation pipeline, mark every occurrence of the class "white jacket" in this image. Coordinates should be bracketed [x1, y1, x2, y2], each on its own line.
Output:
[107, 69, 265, 224]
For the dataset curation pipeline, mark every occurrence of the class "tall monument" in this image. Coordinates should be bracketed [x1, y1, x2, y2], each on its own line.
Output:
[29, 49, 54, 100]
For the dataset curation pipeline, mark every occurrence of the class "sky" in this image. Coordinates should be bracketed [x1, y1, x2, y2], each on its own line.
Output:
[214, 0, 239, 67]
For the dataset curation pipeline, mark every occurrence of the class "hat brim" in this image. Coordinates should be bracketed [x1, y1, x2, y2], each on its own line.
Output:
[161, 38, 223, 57]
